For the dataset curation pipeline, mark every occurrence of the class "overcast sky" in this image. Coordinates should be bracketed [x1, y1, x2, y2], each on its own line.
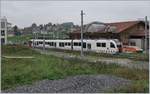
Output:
[1, 1, 150, 28]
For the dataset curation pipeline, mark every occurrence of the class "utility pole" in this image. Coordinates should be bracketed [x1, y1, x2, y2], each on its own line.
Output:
[145, 16, 148, 53]
[32, 32, 35, 48]
[81, 10, 85, 57]
[43, 33, 45, 51]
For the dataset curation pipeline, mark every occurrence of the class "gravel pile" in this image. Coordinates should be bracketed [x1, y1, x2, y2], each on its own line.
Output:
[3, 75, 131, 93]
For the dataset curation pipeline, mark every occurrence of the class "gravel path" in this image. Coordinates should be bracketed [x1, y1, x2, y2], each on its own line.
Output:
[3, 75, 131, 93]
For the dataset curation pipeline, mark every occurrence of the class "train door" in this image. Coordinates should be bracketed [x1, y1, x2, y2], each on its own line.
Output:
[109, 42, 117, 54]
[87, 43, 91, 51]
[54, 42, 56, 47]
[105, 42, 110, 53]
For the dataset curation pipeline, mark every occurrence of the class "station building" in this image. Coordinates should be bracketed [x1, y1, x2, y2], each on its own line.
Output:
[69, 21, 149, 50]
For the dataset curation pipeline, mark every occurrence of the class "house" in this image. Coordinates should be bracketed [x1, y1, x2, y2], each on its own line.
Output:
[69, 20, 149, 50]
[1, 17, 10, 45]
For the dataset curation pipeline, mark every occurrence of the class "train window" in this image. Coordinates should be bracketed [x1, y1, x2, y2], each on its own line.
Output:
[97, 43, 106, 47]
[37, 42, 39, 45]
[65, 43, 67, 46]
[83, 42, 86, 48]
[39, 42, 43, 44]
[68, 43, 71, 46]
[102, 43, 106, 47]
[59, 42, 64, 47]
[47, 42, 54, 46]
[74, 42, 78, 46]
[97, 43, 101, 47]
[47, 42, 51, 46]
[110, 42, 115, 48]
[62, 43, 64, 47]
[79, 42, 81, 46]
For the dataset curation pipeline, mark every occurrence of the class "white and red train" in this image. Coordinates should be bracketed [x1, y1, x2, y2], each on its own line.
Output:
[30, 39, 122, 54]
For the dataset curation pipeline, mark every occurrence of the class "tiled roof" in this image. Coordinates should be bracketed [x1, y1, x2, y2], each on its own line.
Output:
[70, 20, 148, 37]
[106, 21, 141, 33]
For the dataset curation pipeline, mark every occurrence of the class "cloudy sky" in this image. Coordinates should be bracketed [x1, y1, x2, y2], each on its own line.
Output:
[1, 1, 150, 28]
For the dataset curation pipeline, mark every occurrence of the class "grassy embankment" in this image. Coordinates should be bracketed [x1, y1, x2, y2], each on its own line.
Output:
[47, 48, 149, 61]
[1, 45, 149, 92]
[7, 34, 32, 44]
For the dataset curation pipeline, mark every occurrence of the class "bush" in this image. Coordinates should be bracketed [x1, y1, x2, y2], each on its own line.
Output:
[114, 80, 149, 93]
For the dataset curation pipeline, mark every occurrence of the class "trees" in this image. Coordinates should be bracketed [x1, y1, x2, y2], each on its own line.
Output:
[31, 23, 37, 28]
[13, 25, 21, 36]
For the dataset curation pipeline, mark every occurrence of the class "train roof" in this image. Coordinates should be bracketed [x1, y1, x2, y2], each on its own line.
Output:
[31, 39, 118, 41]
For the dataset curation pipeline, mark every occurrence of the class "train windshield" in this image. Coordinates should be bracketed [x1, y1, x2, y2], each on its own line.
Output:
[113, 39, 122, 48]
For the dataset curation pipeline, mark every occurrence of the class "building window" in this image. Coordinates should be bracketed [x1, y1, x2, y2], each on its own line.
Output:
[1, 22, 5, 28]
[1, 30, 5, 36]
[130, 42, 136, 46]
[1, 38, 5, 44]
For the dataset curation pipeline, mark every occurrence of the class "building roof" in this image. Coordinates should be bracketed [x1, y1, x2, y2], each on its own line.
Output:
[107, 21, 142, 33]
[107, 20, 149, 37]
[70, 20, 148, 36]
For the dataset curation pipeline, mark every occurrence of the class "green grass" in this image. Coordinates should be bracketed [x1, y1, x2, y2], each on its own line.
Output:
[2, 45, 38, 56]
[48, 48, 149, 61]
[7, 34, 32, 44]
[1, 45, 149, 93]
[113, 80, 149, 93]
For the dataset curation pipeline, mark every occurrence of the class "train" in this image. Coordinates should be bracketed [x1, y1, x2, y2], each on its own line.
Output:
[29, 39, 122, 54]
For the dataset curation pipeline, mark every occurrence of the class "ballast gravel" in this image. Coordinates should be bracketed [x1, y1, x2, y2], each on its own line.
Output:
[3, 75, 131, 93]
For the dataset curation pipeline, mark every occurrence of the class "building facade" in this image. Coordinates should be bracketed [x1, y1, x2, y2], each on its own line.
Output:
[1, 17, 8, 45]
[69, 21, 149, 50]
